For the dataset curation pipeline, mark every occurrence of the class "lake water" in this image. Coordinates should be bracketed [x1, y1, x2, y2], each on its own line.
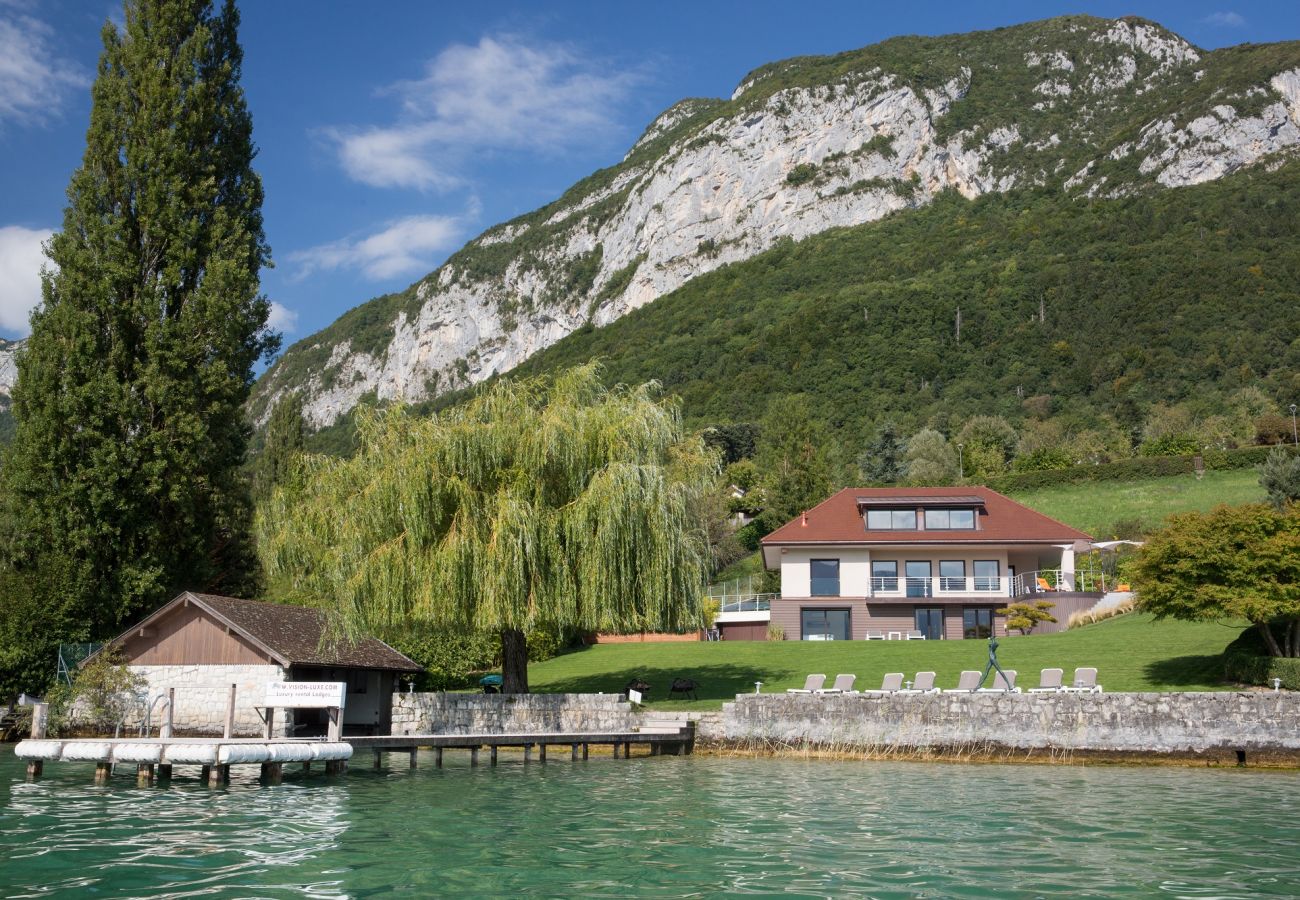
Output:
[2, 750, 1299, 898]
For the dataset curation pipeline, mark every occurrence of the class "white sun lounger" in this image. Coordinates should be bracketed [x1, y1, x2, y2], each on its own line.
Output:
[816, 674, 858, 694]
[1062, 667, 1102, 693]
[898, 671, 940, 694]
[788, 674, 826, 694]
[862, 672, 904, 694]
[1028, 668, 1064, 693]
[977, 670, 1020, 693]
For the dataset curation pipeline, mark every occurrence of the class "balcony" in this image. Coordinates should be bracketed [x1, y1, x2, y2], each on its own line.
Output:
[870, 576, 1011, 598]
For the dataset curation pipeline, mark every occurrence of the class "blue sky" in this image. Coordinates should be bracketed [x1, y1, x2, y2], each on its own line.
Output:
[1, 1, 1297, 345]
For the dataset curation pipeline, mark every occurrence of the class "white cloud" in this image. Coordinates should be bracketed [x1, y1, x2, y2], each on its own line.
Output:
[0, 225, 51, 334]
[1201, 11, 1246, 27]
[266, 302, 299, 334]
[329, 35, 643, 190]
[0, 6, 86, 127]
[288, 215, 463, 281]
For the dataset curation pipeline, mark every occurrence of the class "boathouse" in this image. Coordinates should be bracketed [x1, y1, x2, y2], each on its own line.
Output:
[92, 592, 421, 737]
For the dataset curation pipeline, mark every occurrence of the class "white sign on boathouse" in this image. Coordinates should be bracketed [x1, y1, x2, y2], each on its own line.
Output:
[265, 681, 346, 709]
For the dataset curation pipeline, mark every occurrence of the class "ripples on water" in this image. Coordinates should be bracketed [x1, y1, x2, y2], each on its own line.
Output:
[2, 751, 1299, 898]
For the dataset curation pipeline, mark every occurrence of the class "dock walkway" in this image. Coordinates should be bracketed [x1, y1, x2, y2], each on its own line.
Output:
[352, 725, 695, 768]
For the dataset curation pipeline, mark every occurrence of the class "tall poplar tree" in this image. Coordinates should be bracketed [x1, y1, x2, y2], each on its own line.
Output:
[252, 392, 305, 504]
[0, 0, 275, 650]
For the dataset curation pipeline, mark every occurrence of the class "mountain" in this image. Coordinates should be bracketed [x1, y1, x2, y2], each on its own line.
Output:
[252, 16, 1300, 431]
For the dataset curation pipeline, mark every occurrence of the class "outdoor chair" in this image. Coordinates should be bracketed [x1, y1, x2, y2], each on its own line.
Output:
[1036, 577, 1056, 592]
[816, 674, 858, 694]
[899, 671, 939, 694]
[978, 670, 1020, 693]
[905, 630, 926, 640]
[862, 672, 904, 694]
[1028, 668, 1064, 693]
[1063, 667, 1102, 693]
[865, 632, 886, 641]
[956, 670, 982, 692]
[787, 674, 827, 694]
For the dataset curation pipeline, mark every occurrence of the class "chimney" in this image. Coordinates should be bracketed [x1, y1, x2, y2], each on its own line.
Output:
[801, 510, 808, 527]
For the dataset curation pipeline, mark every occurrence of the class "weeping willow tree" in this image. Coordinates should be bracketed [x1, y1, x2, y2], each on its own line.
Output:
[256, 364, 717, 692]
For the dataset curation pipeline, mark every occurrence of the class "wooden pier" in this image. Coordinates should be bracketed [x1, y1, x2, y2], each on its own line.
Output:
[12, 724, 694, 784]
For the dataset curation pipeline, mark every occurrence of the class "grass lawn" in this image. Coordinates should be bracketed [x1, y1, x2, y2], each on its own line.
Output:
[529, 613, 1250, 710]
[1006, 468, 1263, 538]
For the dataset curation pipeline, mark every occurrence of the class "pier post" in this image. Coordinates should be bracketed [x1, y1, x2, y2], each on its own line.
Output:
[612, 742, 620, 759]
[94, 762, 112, 785]
[200, 764, 211, 783]
[582, 743, 589, 760]
[136, 764, 154, 787]
[490, 746, 498, 766]
[208, 764, 228, 787]
[224, 683, 237, 739]
[571, 743, 578, 761]
[470, 747, 479, 766]
[409, 748, 418, 769]
[373, 749, 382, 770]
[158, 764, 173, 783]
[25, 760, 42, 781]
[162, 688, 174, 739]
[524, 744, 531, 763]
[539, 744, 546, 763]
[261, 762, 283, 785]
[651, 743, 660, 756]
[302, 761, 311, 774]
[26, 703, 48, 780]
[435, 747, 443, 768]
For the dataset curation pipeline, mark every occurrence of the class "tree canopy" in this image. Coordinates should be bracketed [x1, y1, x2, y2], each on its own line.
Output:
[1133, 504, 1300, 657]
[0, 0, 273, 696]
[256, 364, 717, 692]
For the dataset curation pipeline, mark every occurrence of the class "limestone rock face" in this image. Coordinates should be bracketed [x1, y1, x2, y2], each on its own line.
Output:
[0, 339, 20, 413]
[251, 17, 1300, 429]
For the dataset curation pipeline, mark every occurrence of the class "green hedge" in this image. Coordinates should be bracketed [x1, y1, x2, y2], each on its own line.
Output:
[1222, 626, 1300, 690]
[987, 445, 1298, 493]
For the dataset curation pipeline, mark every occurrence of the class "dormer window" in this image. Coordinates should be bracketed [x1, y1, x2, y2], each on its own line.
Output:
[925, 508, 976, 530]
[866, 508, 917, 530]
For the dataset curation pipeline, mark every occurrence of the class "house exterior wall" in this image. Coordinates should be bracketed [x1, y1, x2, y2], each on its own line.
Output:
[118, 604, 273, 666]
[771, 598, 1008, 640]
[124, 663, 290, 737]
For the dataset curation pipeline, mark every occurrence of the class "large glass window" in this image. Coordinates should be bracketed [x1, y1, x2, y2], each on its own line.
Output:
[810, 559, 840, 596]
[925, 508, 976, 529]
[871, 560, 898, 592]
[905, 561, 932, 598]
[801, 608, 851, 641]
[973, 560, 1000, 592]
[939, 560, 966, 591]
[963, 608, 995, 640]
[866, 509, 918, 530]
[914, 607, 944, 640]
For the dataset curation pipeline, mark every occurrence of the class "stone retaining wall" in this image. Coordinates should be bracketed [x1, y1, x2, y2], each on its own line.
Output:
[720, 692, 1300, 754]
[392, 693, 634, 735]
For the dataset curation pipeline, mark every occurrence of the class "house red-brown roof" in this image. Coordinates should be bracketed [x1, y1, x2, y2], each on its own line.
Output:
[761, 486, 1092, 546]
[100, 592, 422, 672]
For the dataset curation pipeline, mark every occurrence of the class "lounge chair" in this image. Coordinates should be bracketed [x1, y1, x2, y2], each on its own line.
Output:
[905, 630, 926, 640]
[899, 671, 940, 694]
[1063, 667, 1102, 693]
[865, 632, 886, 641]
[978, 670, 1020, 693]
[1028, 668, 1064, 693]
[1036, 577, 1055, 592]
[816, 674, 857, 694]
[862, 672, 904, 694]
[956, 670, 983, 692]
[787, 674, 826, 694]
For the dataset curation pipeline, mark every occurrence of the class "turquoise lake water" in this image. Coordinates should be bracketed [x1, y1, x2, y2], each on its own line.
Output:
[2, 750, 1299, 898]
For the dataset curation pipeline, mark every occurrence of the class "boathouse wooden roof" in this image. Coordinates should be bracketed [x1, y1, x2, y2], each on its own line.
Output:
[99, 592, 422, 672]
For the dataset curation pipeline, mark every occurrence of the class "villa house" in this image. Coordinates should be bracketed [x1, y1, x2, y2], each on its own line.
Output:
[760, 487, 1099, 641]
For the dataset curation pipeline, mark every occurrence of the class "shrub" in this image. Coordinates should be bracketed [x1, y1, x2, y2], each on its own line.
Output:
[785, 163, 818, 186]
[1067, 597, 1135, 629]
[1223, 627, 1300, 689]
[44, 648, 146, 736]
[767, 624, 786, 641]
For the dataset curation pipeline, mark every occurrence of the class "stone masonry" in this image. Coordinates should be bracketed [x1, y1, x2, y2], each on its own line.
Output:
[721, 691, 1300, 753]
[123, 664, 289, 737]
[391, 693, 634, 735]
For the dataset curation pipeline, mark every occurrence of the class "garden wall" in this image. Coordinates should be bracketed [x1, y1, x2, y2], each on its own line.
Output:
[391, 693, 635, 735]
[719, 691, 1300, 755]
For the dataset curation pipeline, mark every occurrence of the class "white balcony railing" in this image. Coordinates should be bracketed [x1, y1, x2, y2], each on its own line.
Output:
[868, 576, 1011, 598]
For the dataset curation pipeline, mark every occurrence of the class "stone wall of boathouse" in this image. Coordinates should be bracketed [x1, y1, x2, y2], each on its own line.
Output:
[121, 664, 290, 737]
[391, 693, 635, 735]
[717, 691, 1300, 756]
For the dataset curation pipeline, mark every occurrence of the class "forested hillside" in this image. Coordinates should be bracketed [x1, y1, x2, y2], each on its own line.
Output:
[305, 161, 1299, 462]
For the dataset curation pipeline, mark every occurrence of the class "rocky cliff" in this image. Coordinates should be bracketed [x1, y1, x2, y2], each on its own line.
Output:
[251, 16, 1300, 428]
